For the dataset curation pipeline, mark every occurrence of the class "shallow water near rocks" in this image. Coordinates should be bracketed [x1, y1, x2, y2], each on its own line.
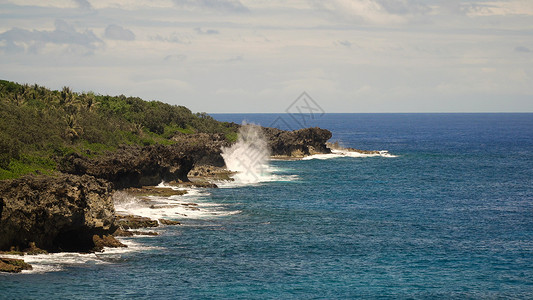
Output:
[1, 114, 532, 299]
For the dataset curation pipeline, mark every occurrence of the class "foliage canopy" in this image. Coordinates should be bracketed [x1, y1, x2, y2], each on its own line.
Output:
[0, 80, 237, 179]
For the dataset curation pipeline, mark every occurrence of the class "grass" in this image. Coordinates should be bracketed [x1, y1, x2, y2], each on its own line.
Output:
[0, 154, 57, 180]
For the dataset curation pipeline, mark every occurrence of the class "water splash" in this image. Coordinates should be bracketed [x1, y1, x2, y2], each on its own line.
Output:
[113, 187, 238, 220]
[221, 123, 270, 184]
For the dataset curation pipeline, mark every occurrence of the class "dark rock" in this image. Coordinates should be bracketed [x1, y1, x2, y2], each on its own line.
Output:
[59, 136, 226, 189]
[24, 242, 48, 255]
[0, 174, 116, 253]
[92, 234, 126, 251]
[58, 127, 331, 189]
[0, 257, 32, 273]
[113, 228, 159, 237]
[172, 133, 229, 167]
[116, 215, 159, 229]
[112, 228, 134, 237]
[0, 124, 332, 255]
[124, 186, 188, 197]
[0, 249, 24, 256]
[159, 219, 181, 226]
[187, 165, 234, 182]
[263, 127, 332, 157]
[168, 179, 219, 188]
[326, 142, 380, 154]
[131, 230, 158, 236]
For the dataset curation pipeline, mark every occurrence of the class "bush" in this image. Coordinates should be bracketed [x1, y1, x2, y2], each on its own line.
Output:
[0, 132, 21, 169]
[0, 80, 239, 179]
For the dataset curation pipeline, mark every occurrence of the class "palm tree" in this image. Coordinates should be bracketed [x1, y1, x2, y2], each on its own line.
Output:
[64, 114, 82, 141]
[131, 122, 144, 135]
[80, 92, 99, 112]
[12, 93, 26, 107]
[60, 86, 82, 114]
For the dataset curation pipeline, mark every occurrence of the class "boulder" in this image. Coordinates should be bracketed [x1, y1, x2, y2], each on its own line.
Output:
[263, 127, 332, 157]
[92, 235, 126, 251]
[0, 258, 32, 273]
[116, 215, 159, 229]
[0, 174, 116, 252]
[158, 219, 181, 226]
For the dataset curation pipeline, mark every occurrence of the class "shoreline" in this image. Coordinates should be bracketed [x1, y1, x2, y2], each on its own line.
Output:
[0, 143, 397, 273]
[1, 124, 399, 273]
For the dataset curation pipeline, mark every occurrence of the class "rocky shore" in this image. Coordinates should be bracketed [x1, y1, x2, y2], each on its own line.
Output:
[326, 141, 381, 155]
[0, 174, 117, 253]
[0, 126, 333, 272]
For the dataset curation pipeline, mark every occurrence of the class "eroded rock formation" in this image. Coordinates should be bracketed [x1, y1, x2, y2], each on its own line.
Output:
[263, 127, 332, 157]
[59, 134, 227, 189]
[0, 174, 116, 252]
[0, 126, 333, 256]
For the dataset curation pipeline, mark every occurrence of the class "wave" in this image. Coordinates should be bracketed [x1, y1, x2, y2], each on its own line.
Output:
[216, 174, 299, 188]
[1, 239, 160, 274]
[114, 184, 240, 220]
[216, 164, 299, 188]
[303, 149, 398, 160]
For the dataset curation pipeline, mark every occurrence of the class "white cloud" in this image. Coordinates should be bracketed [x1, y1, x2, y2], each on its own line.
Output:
[310, 0, 406, 24]
[194, 27, 220, 35]
[104, 24, 135, 41]
[90, 0, 175, 9]
[73, 0, 92, 10]
[172, 0, 249, 13]
[0, 19, 102, 54]
[0, 0, 532, 112]
[466, 0, 533, 16]
[5, 0, 77, 8]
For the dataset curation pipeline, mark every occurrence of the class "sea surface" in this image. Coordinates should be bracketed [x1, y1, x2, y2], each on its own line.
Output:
[1, 113, 532, 299]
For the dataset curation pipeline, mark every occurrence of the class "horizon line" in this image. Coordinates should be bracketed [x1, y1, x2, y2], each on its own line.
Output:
[208, 112, 533, 114]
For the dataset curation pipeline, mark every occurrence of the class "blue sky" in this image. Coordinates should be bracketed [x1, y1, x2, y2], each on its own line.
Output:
[1, 0, 532, 113]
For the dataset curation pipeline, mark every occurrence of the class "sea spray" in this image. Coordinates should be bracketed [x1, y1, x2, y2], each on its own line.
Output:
[221, 123, 270, 184]
[113, 189, 235, 220]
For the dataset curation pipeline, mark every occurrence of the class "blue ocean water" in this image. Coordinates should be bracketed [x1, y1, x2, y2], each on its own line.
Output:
[2, 113, 533, 299]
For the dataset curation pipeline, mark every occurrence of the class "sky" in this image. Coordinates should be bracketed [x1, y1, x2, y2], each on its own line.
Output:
[0, 0, 532, 113]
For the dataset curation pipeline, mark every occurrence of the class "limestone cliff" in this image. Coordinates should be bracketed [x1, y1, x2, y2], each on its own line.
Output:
[0, 126, 332, 254]
[263, 127, 332, 157]
[59, 134, 227, 189]
[0, 174, 115, 252]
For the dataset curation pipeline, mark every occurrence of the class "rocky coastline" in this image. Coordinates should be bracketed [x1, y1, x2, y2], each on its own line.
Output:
[0, 126, 332, 272]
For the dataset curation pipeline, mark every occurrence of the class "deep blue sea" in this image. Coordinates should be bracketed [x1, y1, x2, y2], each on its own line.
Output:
[2, 113, 532, 299]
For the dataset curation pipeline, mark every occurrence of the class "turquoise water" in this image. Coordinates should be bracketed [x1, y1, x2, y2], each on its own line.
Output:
[2, 114, 532, 299]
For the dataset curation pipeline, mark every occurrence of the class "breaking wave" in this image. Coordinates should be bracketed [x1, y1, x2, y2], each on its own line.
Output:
[221, 123, 272, 184]
[114, 183, 241, 220]
[303, 149, 397, 160]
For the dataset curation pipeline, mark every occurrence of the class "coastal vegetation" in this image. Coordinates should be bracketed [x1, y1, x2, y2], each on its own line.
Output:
[0, 79, 332, 257]
[0, 80, 238, 180]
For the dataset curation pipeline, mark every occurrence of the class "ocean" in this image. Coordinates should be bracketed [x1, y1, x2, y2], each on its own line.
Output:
[1, 113, 532, 299]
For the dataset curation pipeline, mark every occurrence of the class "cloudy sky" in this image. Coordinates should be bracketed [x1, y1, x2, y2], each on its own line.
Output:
[1, 0, 532, 113]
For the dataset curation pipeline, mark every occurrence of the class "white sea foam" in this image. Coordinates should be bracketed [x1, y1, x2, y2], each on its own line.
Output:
[4, 184, 236, 274]
[219, 124, 302, 186]
[114, 185, 239, 220]
[216, 174, 299, 188]
[303, 149, 397, 160]
[221, 123, 274, 185]
[1, 239, 158, 274]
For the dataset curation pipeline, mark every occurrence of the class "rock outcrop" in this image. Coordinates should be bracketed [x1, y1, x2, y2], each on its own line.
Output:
[59, 134, 226, 189]
[92, 234, 126, 251]
[116, 215, 159, 230]
[326, 142, 381, 155]
[263, 127, 332, 157]
[0, 258, 32, 273]
[0, 174, 116, 252]
[58, 128, 331, 190]
[0, 126, 333, 254]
